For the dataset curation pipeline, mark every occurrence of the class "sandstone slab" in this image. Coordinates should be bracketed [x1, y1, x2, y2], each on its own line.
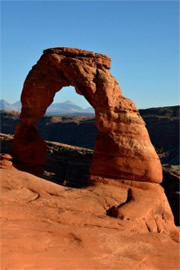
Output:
[0, 167, 179, 270]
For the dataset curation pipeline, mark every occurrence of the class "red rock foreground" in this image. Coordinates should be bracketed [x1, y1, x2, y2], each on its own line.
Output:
[1, 165, 179, 270]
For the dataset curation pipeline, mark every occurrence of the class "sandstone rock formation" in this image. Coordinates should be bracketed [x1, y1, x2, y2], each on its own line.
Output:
[13, 47, 162, 183]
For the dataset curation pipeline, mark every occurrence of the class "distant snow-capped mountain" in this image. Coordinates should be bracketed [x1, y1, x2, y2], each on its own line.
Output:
[46, 100, 84, 114]
[0, 100, 18, 111]
[0, 99, 95, 115]
[13, 101, 22, 110]
[84, 107, 94, 113]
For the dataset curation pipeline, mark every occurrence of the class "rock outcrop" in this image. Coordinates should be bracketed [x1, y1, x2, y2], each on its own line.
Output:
[13, 47, 162, 183]
[1, 167, 179, 270]
[0, 153, 13, 169]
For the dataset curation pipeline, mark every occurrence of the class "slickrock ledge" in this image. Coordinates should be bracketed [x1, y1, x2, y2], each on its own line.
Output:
[13, 47, 162, 183]
[0, 167, 179, 270]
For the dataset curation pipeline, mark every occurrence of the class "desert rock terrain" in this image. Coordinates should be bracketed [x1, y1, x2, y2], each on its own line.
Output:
[1, 164, 179, 270]
[0, 134, 179, 269]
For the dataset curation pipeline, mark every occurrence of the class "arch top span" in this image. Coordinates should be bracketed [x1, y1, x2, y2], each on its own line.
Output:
[13, 47, 162, 184]
[43, 47, 111, 69]
[20, 47, 122, 122]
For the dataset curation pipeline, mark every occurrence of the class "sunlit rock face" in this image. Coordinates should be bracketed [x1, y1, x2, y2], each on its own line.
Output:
[13, 47, 162, 183]
[0, 167, 179, 270]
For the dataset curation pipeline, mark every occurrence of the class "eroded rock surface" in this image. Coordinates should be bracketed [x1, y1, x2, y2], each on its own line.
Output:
[13, 47, 162, 183]
[0, 153, 13, 169]
[0, 168, 179, 270]
[0, 134, 179, 269]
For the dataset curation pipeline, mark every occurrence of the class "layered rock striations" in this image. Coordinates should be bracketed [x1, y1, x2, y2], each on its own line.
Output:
[13, 47, 162, 183]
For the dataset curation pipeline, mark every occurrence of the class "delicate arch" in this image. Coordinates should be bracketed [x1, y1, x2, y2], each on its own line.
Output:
[13, 47, 162, 183]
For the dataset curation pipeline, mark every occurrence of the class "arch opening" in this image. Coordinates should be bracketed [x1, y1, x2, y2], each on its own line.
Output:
[45, 86, 93, 116]
[39, 86, 96, 188]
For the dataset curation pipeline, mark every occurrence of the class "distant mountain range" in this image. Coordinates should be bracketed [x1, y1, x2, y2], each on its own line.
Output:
[0, 100, 21, 112]
[0, 99, 94, 116]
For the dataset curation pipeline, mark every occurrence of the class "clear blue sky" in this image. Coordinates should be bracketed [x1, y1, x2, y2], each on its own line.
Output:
[1, 0, 179, 109]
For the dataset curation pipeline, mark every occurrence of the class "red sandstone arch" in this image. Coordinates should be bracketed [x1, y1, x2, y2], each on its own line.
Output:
[13, 47, 162, 183]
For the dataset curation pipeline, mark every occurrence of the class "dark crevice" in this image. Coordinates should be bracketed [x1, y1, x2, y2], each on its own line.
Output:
[106, 206, 119, 218]
[106, 188, 133, 218]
